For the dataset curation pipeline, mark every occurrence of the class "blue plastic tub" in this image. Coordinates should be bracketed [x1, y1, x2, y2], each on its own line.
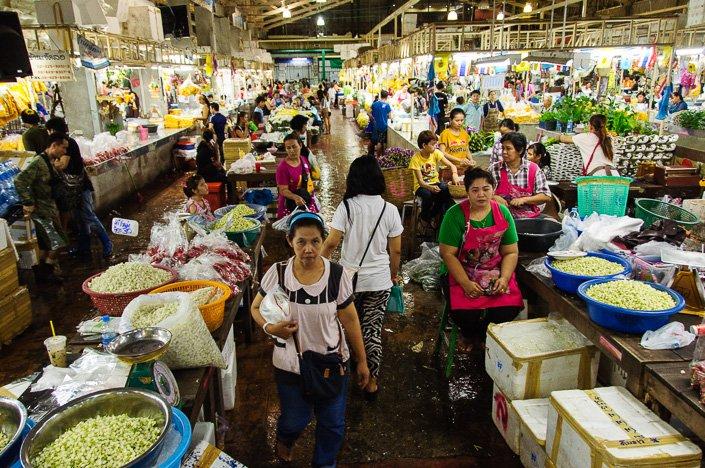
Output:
[8, 420, 34, 468]
[545, 251, 632, 295]
[577, 278, 685, 334]
[213, 203, 266, 221]
[157, 407, 192, 468]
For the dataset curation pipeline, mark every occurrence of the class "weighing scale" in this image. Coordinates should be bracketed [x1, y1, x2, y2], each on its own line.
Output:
[106, 327, 181, 406]
[670, 267, 705, 316]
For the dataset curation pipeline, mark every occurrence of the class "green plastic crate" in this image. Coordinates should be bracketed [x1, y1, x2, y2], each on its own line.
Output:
[576, 176, 632, 217]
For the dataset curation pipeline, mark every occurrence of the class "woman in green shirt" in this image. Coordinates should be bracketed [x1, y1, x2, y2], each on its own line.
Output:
[438, 167, 523, 352]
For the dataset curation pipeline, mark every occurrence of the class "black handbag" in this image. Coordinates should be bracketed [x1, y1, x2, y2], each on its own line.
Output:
[285, 158, 313, 212]
[344, 200, 386, 291]
[276, 263, 347, 401]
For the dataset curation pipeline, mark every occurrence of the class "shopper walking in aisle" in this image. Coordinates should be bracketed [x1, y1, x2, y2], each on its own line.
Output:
[434, 82, 450, 134]
[410, 130, 460, 226]
[20, 109, 49, 155]
[45, 117, 112, 260]
[317, 89, 331, 135]
[369, 90, 392, 157]
[14, 132, 69, 280]
[464, 90, 483, 132]
[250, 211, 369, 466]
[208, 103, 228, 158]
[439, 108, 475, 167]
[557, 114, 616, 176]
[489, 118, 520, 166]
[482, 90, 504, 132]
[276, 133, 319, 218]
[328, 83, 338, 111]
[491, 132, 552, 219]
[439, 167, 523, 352]
[196, 129, 235, 203]
[322, 156, 403, 401]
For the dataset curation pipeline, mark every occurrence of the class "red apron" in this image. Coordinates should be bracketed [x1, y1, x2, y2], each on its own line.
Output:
[495, 161, 541, 219]
[449, 200, 524, 311]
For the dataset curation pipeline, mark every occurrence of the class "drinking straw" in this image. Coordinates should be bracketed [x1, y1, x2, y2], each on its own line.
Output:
[49, 321, 56, 337]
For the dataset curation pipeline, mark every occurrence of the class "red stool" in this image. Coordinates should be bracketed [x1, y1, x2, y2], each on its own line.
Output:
[206, 182, 226, 210]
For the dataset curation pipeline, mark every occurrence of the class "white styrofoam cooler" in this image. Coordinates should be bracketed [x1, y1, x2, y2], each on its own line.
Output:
[513, 398, 549, 468]
[492, 383, 520, 454]
[220, 327, 237, 411]
[486, 318, 599, 400]
[546, 386, 702, 467]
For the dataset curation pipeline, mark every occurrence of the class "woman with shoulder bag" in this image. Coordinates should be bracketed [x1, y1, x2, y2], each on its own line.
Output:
[250, 212, 369, 466]
[322, 156, 403, 401]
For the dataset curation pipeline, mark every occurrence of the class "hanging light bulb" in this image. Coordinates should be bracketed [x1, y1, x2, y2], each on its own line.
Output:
[447, 9, 458, 20]
[317, 15, 325, 26]
[282, 4, 292, 18]
[496, 10, 504, 20]
[523, 2, 532, 13]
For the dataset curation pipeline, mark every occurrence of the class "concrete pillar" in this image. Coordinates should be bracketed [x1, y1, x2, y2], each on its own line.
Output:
[62, 67, 101, 139]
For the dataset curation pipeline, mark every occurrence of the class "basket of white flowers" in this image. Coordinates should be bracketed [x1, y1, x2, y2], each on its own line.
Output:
[82, 262, 178, 316]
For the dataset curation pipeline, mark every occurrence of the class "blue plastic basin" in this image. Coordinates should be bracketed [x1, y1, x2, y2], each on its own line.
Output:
[213, 203, 266, 221]
[545, 251, 632, 295]
[158, 407, 192, 468]
[577, 278, 685, 334]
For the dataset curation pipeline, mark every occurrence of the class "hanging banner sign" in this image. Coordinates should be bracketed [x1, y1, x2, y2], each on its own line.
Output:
[27, 50, 75, 82]
[77, 34, 109, 70]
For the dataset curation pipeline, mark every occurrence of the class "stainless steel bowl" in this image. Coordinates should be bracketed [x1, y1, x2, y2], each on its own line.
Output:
[21, 388, 171, 467]
[106, 327, 172, 364]
[0, 397, 27, 462]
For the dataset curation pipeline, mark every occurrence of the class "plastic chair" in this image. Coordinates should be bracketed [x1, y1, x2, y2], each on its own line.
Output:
[432, 293, 459, 379]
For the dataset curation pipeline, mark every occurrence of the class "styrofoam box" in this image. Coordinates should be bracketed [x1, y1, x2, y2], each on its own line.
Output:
[513, 398, 549, 468]
[492, 383, 520, 454]
[221, 325, 234, 362]
[545, 386, 702, 468]
[486, 318, 599, 400]
[189, 422, 215, 451]
[220, 339, 237, 411]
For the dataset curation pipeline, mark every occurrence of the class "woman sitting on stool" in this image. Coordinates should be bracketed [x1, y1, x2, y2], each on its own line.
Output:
[196, 129, 236, 204]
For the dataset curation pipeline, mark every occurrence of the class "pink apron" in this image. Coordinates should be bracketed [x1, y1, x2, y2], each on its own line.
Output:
[495, 161, 541, 219]
[449, 200, 524, 311]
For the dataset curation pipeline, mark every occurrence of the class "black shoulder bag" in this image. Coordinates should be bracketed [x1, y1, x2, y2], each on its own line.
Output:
[285, 158, 313, 213]
[277, 262, 347, 401]
[344, 199, 386, 291]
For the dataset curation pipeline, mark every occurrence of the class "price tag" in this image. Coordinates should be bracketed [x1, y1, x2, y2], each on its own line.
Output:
[111, 218, 139, 237]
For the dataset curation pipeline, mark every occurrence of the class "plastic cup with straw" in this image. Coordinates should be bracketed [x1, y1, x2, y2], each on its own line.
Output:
[44, 320, 67, 367]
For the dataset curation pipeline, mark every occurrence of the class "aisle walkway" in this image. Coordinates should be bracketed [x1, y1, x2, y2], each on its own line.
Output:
[229, 111, 520, 466]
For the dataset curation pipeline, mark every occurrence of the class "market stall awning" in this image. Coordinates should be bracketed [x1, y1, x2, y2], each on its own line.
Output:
[473, 54, 522, 67]
[525, 51, 574, 65]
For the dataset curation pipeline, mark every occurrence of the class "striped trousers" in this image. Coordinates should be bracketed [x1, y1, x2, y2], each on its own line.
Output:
[354, 289, 391, 379]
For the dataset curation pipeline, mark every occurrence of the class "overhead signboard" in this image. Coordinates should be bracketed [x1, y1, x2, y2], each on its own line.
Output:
[77, 34, 109, 70]
[27, 50, 75, 82]
[525, 51, 574, 65]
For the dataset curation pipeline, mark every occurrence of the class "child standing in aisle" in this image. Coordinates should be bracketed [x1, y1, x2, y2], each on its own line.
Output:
[183, 174, 215, 221]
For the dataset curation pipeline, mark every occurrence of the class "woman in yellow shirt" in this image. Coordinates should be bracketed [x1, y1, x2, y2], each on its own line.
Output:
[439, 108, 475, 167]
[409, 130, 461, 224]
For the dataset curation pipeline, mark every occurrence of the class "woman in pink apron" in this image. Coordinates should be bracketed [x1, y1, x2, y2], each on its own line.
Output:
[439, 167, 524, 352]
[490, 132, 552, 219]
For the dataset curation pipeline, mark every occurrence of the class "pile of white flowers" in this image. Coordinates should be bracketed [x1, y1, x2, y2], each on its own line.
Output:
[586, 280, 676, 311]
[89, 263, 172, 294]
[552, 257, 624, 277]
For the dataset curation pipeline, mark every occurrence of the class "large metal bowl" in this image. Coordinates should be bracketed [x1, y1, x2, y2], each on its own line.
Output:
[20, 388, 171, 467]
[106, 327, 172, 364]
[0, 397, 27, 463]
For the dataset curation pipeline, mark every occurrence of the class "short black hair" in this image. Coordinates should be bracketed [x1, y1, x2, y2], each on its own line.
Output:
[456, 96, 465, 105]
[344, 156, 386, 200]
[283, 132, 300, 144]
[417, 130, 438, 148]
[671, 92, 683, 100]
[637, 91, 646, 98]
[45, 116, 69, 134]
[436, 82, 445, 90]
[470, 90, 480, 96]
[210, 102, 220, 111]
[380, 90, 389, 99]
[183, 174, 204, 198]
[255, 95, 266, 104]
[449, 108, 466, 120]
[290, 114, 309, 133]
[237, 111, 247, 122]
[20, 109, 41, 125]
[464, 167, 495, 191]
[202, 129, 214, 141]
[47, 132, 69, 146]
[500, 132, 528, 156]
[499, 118, 520, 132]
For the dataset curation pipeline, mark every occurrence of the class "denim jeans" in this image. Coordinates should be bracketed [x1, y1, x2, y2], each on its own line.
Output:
[75, 189, 112, 256]
[416, 182, 452, 221]
[276, 374, 349, 468]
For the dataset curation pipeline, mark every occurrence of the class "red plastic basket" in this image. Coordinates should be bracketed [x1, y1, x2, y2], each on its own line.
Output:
[82, 265, 178, 316]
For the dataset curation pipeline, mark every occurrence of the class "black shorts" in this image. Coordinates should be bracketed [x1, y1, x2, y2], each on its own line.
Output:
[372, 129, 387, 144]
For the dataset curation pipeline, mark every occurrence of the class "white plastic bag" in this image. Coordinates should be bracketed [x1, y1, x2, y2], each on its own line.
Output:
[640, 322, 695, 350]
[229, 153, 256, 174]
[120, 292, 226, 369]
[549, 210, 582, 252]
[260, 286, 289, 324]
[571, 215, 643, 252]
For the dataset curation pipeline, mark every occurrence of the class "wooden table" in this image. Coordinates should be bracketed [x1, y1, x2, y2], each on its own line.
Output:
[551, 181, 702, 211]
[227, 168, 277, 188]
[516, 256, 698, 398]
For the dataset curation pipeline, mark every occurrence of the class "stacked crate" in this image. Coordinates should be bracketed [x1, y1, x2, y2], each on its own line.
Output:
[0, 244, 31, 346]
[222, 139, 253, 166]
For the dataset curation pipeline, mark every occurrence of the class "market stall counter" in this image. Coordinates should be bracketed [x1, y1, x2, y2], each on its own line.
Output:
[227, 167, 277, 188]
[86, 127, 194, 213]
[517, 254, 699, 399]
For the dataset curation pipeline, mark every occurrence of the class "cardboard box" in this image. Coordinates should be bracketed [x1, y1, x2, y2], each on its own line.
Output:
[0, 287, 32, 345]
[10, 219, 35, 243]
[0, 248, 19, 298]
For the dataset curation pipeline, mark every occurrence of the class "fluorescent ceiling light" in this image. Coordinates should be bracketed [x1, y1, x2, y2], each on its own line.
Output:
[523, 2, 532, 13]
[317, 15, 325, 26]
[448, 9, 458, 20]
[676, 48, 704, 56]
[496, 10, 504, 20]
[282, 6, 292, 18]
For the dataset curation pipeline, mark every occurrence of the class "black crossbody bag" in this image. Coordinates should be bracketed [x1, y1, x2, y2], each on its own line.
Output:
[277, 262, 347, 401]
[344, 199, 386, 291]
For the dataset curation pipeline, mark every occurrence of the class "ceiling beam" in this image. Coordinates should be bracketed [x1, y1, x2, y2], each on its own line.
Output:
[262, 0, 351, 30]
[365, 0, 421, 38]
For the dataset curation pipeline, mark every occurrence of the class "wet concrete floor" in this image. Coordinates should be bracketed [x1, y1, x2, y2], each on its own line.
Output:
[0, 110, 519, 467]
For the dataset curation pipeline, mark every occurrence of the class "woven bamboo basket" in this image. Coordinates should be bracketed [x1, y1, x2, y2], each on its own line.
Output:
[448, 184, 467, 199]
[382, 167, 415, 208]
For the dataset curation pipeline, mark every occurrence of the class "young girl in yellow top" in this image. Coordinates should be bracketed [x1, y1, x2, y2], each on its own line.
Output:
[439, 108, 475, 167]
[409, 130, 461, 223]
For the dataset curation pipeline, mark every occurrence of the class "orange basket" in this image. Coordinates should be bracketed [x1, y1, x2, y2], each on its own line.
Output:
[149, 280, 232, 331]
[82, 265, 178, 317]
